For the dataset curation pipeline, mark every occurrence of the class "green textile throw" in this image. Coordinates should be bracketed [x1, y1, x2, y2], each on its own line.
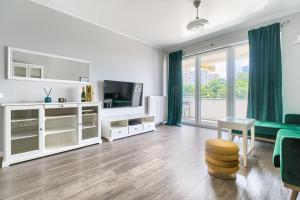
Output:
[247, 23, 283, 123]
[167, 50, 183, 126]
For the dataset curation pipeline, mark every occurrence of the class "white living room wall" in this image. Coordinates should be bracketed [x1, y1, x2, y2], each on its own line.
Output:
[281, 13, 300, 117]
[0, 0, 163, 152]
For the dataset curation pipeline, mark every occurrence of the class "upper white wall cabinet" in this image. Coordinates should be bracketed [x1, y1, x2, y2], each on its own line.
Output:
[7, 47, 90, 84]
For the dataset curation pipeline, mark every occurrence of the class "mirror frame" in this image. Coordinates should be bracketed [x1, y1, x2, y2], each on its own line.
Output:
[7, 47, 91, 84]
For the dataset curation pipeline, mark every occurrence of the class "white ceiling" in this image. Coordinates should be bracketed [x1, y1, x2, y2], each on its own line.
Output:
[31, 0, 300, 50]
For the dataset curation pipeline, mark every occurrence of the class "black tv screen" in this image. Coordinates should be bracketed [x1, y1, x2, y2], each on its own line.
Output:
[103, 80, 143, 108]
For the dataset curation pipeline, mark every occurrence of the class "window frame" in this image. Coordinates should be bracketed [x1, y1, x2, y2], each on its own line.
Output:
[181, 41, 249, 128]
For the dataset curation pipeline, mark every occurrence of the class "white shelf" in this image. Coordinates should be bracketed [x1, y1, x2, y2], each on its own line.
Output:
[111, 125, 128, 129]
[45, 115, 77, 120]
[1, 102, 100, 107]
[102, 114, 150, 122]
[82, 113, 97, 116]
[11, 131, 38, 140]
[82, 109, 94, 113]
[11, 118, 38, 123]
[45, 127, 76, 135]
[82, 125, 97, 130]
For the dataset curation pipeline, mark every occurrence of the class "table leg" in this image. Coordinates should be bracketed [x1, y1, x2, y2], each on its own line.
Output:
[228, 129, 234, 141]
[218, 126, 222, 139]
[243, 128, 248, 167]
[251, 126, 255, 157]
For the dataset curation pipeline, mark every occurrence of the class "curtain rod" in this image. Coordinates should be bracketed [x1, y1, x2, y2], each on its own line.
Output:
[280, 20, 290, 27]
[182, 40, 248, 58]
[180, 20, 290, 58]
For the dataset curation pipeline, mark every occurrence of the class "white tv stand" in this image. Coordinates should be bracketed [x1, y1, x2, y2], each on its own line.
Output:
[101, 114, 156, 142]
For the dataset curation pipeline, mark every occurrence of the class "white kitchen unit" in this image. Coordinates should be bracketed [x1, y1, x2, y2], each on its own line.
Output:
[1, 102, 101, 167]
[101, 114, 156, 142]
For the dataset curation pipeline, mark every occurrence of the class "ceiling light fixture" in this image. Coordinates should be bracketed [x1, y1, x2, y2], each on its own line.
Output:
[187, 0, 209, 32]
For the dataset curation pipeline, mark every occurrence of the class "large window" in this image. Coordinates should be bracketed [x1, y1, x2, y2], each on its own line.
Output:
[181, 43, 249, 126]
[234, 45, 249, 118]
[182, 57, 196, 123]
[200, 50, 228, 125]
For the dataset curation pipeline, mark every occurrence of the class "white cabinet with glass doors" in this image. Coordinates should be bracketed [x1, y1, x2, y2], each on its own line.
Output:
[1, 102, 101, 167]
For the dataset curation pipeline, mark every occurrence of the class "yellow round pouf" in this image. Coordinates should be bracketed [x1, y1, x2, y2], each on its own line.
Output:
[206, 154, 239, 168]
[206, 139, 239, 155]
[206, 151, 239, 162]
[207, 167, 237, 180]
[205, 139, 240, 180]
[206, 160, 239, 174]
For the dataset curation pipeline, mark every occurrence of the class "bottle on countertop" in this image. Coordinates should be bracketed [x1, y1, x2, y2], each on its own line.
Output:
[86, 85, 91, 102]
[81, 87, 86, 102]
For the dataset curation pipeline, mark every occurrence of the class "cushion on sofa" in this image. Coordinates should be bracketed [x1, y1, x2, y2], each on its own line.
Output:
[273, 129, 300, 167]
[281, 137, 300, 187]
[285, 114, 300, 125]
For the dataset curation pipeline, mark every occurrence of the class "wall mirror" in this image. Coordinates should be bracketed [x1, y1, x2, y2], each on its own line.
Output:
[7, 47, 90, 84]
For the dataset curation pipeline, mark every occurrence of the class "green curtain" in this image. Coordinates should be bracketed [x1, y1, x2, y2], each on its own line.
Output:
[247, 23, 283, 123]
[167, 50, 183, 126]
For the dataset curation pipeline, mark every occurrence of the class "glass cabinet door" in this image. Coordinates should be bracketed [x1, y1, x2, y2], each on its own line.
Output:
[10, 108, 40, 155]
[82, 106, 99, 140]
[29, 65, 43, 79]
[12, 62, 28, 78]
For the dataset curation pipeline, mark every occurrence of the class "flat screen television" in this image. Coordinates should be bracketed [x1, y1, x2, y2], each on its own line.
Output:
[103, 80, 143, 108]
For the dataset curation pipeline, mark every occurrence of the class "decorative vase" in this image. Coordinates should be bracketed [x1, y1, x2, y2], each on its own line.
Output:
[45, 96, 52, 103]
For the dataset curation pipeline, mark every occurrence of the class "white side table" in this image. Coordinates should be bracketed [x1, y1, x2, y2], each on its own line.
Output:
[217, 117, 256, 167]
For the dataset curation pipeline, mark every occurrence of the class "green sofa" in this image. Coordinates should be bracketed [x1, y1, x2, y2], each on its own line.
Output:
[232, 114, 300, 199]
[272, 129, 300, 199]
[231, 114, 300, 198]
[232, 114, 300, 140]
[233, 114, 300, 199]
[271, 115, 300, 199]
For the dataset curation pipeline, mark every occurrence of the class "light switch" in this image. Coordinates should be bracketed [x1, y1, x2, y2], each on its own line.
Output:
[0, 93, 3, 99]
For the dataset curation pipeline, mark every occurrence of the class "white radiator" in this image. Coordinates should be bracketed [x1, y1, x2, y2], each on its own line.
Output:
[147, 96, 167, 124]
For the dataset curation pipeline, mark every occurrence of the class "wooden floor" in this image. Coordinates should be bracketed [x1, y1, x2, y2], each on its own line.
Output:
[0, 125, 295, 200]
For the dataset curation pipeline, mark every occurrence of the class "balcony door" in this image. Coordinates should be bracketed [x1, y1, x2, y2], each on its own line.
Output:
[234, 44, 249, 118]
[181, 43, 249, 127]
[182, 56, 196, 123]
[199, 49, 229, 126]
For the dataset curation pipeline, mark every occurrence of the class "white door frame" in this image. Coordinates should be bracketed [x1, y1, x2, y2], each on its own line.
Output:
[182, 42, 248, 128]
[197, 47, 230, 127]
